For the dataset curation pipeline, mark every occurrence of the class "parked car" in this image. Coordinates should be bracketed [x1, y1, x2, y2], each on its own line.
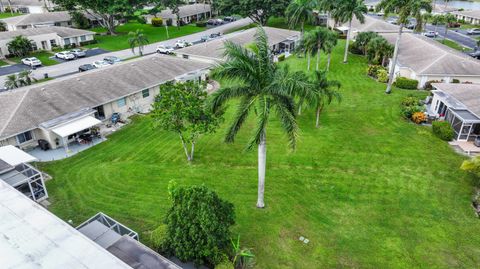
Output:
[21, 57, 42, 67]
[448, 21, 461, 28]
[406, 23, 416, 29]
[78, 64, 96, 72]
[55, 51, 75, 60]
[156, 45, 175, 54]
[467, 28, 480, 35]
[223, 16, 236, 22]
[422, 31, 438, 38]
[210, 32, 221, 38]
[92, 60, 111, 68]
[200, 35, 210, 42]
[70, 48, 86, 58]
[387, 17, 398, 24]
[207, 18, 223, 26]
[103, 56, 121, 64]
[468, 50, 480, 59]
[174, 40, 192, 48]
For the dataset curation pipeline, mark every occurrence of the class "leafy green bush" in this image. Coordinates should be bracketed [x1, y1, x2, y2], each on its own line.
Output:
[452, 78, 460, 83]
[215, 260, 234, 269]
[137, 15, 147, 24]
[160, 182, 235, 266]
[277, 54, 286, 62]
[349, 42, 363, 55]
[401, 105, 423, 119]
[150, 224, 167, 249]
[196, 21, 207, 27]
[151, 17, 163, 27]
[80, 39, 97, 46]
[394, 77, 418, 89]
[376, 69, 388, 83]
[401, 96, 420, 107]
[367, 65, 385, 78]
[432, 121, 455, 141]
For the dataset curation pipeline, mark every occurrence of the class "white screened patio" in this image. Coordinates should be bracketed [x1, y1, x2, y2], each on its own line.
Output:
[444, 108, 480, 141]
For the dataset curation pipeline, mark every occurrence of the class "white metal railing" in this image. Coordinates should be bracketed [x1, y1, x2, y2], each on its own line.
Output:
[76, 212, 139, 241]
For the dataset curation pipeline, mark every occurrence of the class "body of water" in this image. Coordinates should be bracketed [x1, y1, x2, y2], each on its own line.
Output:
[433, 0, 480, 10]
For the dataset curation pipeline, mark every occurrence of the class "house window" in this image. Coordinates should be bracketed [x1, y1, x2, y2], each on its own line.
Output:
[182, 54, 189, 59]
[30, 42, 37, 51]
[50, 39, 57, 47]
[117, 97, 126, 107]
[54, 22, 61, 26]
[80, 35, 86, 42]
[64, 38, 71, 45]
[17, 131, 33, 144]
[142, 89, 149, 98]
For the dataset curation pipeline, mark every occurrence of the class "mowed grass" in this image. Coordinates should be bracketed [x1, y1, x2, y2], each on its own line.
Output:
[85, 22, 206, 51]
[41, 41, 480, 268]
[0, 12, 22, 19]
[10, 51, 58, 66]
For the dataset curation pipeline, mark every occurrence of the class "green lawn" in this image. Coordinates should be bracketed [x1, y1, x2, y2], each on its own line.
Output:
[0, 12, 22, 19]
[10, 51, 58, 66]
[0, 59, 9, 66]
[85, 21, 206, 51]
[435, 38, 467, 51]
[41, 41, 480, 268]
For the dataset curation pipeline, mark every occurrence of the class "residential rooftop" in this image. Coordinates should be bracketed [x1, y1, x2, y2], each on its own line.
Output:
[452, 9, 480, 19]
[158, 3, 211, 19]
[0, 179, 131, 269]
[343, 15, 411, 34]
[0, 26, 94, 40]
[380, 32, 480, 76]
[7, 0, 54, 6]
[176, 26, 300, 61]
[1, 11, 70, 26]
[432, 83, 480, 117]
[0, 55, 210, 139]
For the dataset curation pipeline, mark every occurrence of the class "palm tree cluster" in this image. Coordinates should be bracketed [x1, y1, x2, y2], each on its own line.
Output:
[352, 31, 393, 67]
[210, 27, 341, 208]
[5, 70, 37, 89]
[297, 27, 338, 71]
[128, 29, 149, 56]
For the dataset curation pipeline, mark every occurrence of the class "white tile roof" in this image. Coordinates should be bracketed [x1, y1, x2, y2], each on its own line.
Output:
[432, 83, 480, 117]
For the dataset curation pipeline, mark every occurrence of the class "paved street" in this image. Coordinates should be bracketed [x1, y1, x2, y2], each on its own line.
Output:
[425, 24, 478, 50]
[0, 18, 252, 87]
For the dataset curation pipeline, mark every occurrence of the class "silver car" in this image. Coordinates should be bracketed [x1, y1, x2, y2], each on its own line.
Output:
[21, 57, 42, 67]
[70, 48, 86, 57]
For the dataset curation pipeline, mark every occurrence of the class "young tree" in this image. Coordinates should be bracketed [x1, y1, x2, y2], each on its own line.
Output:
[333, 0, 368, 63]
[4, 74, 19, 89]
[70, 11, 91, 29]
[128, 29, 149, 56]
[421, 12, 432, 32]
[7, 35, 32, 57]
[308, 71, 341, 128]
[323, 30, 338, 71]
[151, 81, 222, 162]
[354, 31, 379, 55]
[296, 30, 316, 71]
[366, 36, 394, 66]
[431, 14, 444, 35]
[17, 69, 36, 87]
[216, 0, 290, 25]
[376, 0, 432, 94]
[210, 27, 310, 208]
[286, 0, 315, 33]
[442, 13, 457, 42]
[161, 182, 235, 267]
[52, 0, 144, 35]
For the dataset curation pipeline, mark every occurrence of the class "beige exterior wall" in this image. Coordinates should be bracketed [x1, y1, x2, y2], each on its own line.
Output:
[454, 14, 480, 25]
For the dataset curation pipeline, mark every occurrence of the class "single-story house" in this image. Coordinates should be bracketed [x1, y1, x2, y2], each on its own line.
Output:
[1, 11, 73, 31]
[0, 26, 95, 58]
[0, 0, 55, 14]
[146, 3, 211, 26]
[380, 32, 480, 88]
[452, 10, 480, 25]
[176, 27, 301, 63]
[0, 55, 210, 152]
[333, 15, 412, 38]
[428, 83, 480, 142]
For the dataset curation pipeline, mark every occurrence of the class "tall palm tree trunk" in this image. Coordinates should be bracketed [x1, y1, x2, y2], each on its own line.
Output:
[386, 23, 404, 94]
[326, 53, 331, 71]
[257, 130, 266, 208]
[307, 54, 311, 71]
[315, 105, 324, 128]
[316, 48, 320, 71]
[343, 19, 352, 63]
[443, 25, 449, 42]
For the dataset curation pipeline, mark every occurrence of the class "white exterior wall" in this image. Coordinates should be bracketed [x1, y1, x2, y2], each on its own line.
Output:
[9, 21, 71, 31]
[60, 34, 94, 47]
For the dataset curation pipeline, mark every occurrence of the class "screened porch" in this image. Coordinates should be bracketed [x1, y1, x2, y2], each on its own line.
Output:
[445, 108, 480, 141]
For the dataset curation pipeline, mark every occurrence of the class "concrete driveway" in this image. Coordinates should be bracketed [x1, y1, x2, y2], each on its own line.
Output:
[0, 18, 252, 87]
[51, 48, 110, 64]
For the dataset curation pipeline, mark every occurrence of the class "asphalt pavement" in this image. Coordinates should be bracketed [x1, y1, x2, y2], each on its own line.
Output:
[425, 24, 478, 50]
[0, 18, 252, 87]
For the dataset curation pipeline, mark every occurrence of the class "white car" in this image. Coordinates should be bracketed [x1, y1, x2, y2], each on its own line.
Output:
[55, 51, 75, 60]
[21, 57, 42, 67]
[174, 40, 192, 48]
[467, 28, 480, 35]
[70, 48, 86, 57]
[92, 60, 111, 68]
[156, 45, 175, 54]
[422, 31, 438, 38]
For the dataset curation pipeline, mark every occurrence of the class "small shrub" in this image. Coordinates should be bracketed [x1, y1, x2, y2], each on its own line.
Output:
[349, 42, 363, 55]
[151, 17, 163, 27]
[401, 105, 423, 119]
[277, 54, 286, 62]
[137, 15, 147, 24]
[452, 78, 460, 83]
[401, 96, 420, 107]
[423, 80, 442, 90]
[432, 121, 455, 141]
[215, 260, 234, 269]
[367, 65, 385, 78]
[376, 69, 388, 83]
[80, 39, 97, 46]
[150, 224, 167, 250]
[196, 21, 207, 27]
[411, 112, 427, 124]
[394, 77, 418, 89]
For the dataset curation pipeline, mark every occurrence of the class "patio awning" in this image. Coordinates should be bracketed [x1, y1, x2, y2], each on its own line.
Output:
[51, 116, 101, 138]
[451, 109, 480, 123]
[0, 145, 38, 166]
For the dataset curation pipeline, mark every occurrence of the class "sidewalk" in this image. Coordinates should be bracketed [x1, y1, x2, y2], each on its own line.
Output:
[0, 18, 252, 87]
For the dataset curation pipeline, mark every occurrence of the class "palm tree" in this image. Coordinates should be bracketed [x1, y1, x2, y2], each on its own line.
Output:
[210, 27, 310, 208]
[297, 31, 316, 71]
[421, 12, 432, 32]
[432, 14, 444, 35]
[5, 74, 18, 89]
[128, 29, 149, 56]
[366, 37, 394, 66]
[333, 0, 368, 63]
[286, 0, 315, 33]
[308, 71, 341, 128]
[442, 14, 457, 42]
[376, 0, 432, 94]
[17, 69, 36, 86]
[323, 30, 338, 71]
[0, 21, 6, 32]
[318, 0, 337, 30]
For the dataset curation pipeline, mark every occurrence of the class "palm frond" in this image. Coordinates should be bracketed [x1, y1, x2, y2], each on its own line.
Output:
[246, 96, 269, 150]
[226, 96, 256, 144]
[209, 85, 252, 113]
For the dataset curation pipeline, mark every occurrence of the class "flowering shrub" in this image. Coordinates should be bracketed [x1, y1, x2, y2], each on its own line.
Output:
[411, 112, 427, 124]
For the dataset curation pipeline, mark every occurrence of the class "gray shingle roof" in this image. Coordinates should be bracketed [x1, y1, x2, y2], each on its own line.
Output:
[0, 55, 210, 139]
[380, 32, 480, 76]
[0, 26, 94, 40]
[345, 16, 411, 34]
[176, 27, 300, 61]
[8, 0, 53, 6]
[1, 11, 70, 26]
[158, 4, 211, 19]
[432, 83, 480, 117]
